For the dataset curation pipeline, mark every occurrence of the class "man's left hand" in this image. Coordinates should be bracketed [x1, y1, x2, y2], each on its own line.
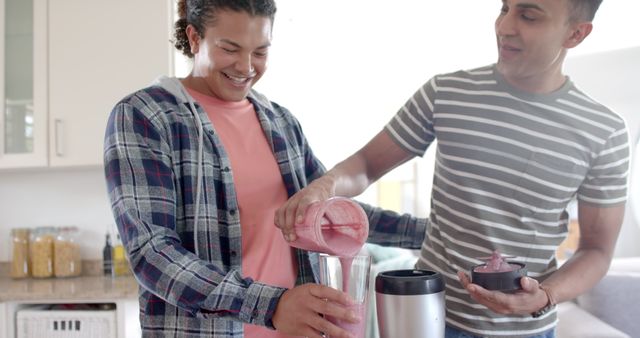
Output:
[457, 271, 548, 315]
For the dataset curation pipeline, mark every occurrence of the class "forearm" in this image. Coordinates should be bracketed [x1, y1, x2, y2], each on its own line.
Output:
[325, 152, 375, 198]
[541, 247, 613, 304]
[540, 203, 624, 305]
[119, 210, 285, 326]
[325, 130, 415, 197]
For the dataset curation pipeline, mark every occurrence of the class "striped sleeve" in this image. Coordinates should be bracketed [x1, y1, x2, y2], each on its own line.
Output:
[578, 126, 630, 205]
[384, 77, 437, 156]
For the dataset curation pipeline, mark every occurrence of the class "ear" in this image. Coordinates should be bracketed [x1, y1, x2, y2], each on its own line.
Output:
[564, 22, 593, 49]
[185, 24, 200, 54]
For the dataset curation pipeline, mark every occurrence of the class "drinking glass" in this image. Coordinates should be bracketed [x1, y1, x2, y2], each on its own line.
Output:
[318, 254, 371, 338]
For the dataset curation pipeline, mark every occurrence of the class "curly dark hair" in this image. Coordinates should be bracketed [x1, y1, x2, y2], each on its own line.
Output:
[568, 0, 602, 22]
[174, 0, 277, 58]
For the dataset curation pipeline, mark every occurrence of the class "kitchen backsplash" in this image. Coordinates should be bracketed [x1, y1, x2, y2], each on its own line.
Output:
[0, 167, 114, 261]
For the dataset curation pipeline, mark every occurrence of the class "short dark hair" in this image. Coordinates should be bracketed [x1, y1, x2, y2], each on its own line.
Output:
[568, 0, 602, 22]
[174, 0, 277, 58]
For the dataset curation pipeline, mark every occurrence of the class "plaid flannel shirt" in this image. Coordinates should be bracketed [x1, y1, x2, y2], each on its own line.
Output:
[104, 77, 426, 337]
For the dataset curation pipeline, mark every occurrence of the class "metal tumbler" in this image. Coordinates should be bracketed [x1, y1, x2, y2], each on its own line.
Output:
[375, 269, 446, 338]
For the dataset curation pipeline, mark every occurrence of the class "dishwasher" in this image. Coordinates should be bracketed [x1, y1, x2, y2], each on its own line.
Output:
[16, 303, 117, 338]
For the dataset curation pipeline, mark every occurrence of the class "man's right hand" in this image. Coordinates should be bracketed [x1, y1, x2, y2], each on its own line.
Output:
[274, 175, 335, 242]
[275, 131, 415, 243]
[272, 283, 359, 338]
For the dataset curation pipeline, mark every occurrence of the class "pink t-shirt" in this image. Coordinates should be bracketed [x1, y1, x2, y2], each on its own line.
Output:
[187, 89, 298, 338]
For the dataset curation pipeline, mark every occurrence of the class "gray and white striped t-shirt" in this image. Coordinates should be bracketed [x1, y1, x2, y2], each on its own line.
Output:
[385, 64, 629, 338]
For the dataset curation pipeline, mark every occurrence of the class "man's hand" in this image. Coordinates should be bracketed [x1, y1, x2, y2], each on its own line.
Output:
[275, 131, 416, 243]
[274, 176, 335, 242]
[272, 283, 359, 338]
[457, 271, 549, 315]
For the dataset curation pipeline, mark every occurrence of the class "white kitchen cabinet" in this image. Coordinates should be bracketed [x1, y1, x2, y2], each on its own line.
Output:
[1, 0, 173, 169]
[0, 0, 48, 168]
[1, 300, 140, 338]
[47, 0, 173, 167]
[0, 302, 8, 338]
[1, 274, 141, 338]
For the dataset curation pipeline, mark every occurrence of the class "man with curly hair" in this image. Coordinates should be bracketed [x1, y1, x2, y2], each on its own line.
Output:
[104, 1, 424, 337]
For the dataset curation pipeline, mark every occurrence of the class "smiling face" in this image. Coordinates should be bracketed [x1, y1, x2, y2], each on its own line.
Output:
[495, 0, 592, 92]
[186, 10, 272, 102]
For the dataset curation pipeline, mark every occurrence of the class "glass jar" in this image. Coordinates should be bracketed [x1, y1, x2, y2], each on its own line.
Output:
[54, 226, 82, 277]
[10, 228, 30, 278]
[30, 226, 56, 278]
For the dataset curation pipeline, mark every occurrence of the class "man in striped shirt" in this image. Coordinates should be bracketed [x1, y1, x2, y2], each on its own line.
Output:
[276, 0, 629, 337]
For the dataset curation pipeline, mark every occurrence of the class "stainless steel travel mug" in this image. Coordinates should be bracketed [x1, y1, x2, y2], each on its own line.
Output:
[375, 269, 445, 338]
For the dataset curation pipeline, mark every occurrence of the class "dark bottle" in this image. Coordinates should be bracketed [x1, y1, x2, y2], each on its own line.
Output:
[103, 233, 113, 275]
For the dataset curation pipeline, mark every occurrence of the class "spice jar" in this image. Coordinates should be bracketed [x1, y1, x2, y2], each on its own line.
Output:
[54, 226, 82, 277]
[112, 234, 131, 277]
[10, 228, 30, 279]
[30, 226, 56, 278]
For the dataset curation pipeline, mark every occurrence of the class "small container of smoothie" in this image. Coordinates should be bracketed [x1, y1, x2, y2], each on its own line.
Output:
[471, 250, 527, 292]
[290, 197, 369, 256]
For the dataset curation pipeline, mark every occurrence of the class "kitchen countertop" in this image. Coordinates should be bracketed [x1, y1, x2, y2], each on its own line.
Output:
[0, 274, 138, 303]
[0, 261, 138, 303]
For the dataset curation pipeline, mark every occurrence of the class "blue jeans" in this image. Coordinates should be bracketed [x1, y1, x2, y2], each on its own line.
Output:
[445, 325, 555, 338]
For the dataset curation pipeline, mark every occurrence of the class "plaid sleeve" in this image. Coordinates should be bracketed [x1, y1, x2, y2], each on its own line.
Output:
[359, 202, 427, 249]
[103, 98, 285, 328]
[301, 128, 327, 183]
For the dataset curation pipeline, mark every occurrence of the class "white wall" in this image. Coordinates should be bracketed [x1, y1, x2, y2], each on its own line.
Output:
[0, 167, 113, 260]
[255, 0, 640, 168]
[564, 47, 640, 257]
[2, 1, 639, 261]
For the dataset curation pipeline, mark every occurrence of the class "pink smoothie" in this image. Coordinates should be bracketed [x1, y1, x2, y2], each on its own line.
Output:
[325, 302, 366, 338]
[291, 198, 370, 337]
[474, 250, 521, 273]
[330, 255, 371, 338]
[290, 197, 368, 256]
[322, 224, 366, 257]
[339, 256, 354, 297]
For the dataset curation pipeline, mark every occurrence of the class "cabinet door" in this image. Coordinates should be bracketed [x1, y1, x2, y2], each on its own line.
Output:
[0, 302, 7, 338]
[48, 0, 172, 167]
[0, 0, 48, 168]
